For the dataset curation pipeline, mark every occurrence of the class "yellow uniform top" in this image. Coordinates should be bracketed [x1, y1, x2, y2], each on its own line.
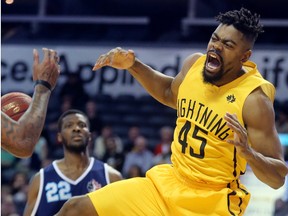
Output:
[171, 55, 275, 185]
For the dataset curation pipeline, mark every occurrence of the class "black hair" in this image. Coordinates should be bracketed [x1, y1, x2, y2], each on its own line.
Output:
[57, 109, 90, 132]
[216, 7, 264, 44]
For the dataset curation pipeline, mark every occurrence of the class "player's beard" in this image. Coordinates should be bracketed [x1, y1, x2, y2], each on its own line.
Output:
[202, 50, 225, 84]
[63, 139, 88, 154]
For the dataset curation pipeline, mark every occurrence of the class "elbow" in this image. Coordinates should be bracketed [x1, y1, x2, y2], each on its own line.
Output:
[269, 172, 287, 190]
[19, 144, 34, 158]
[12, 140, 35, 158]
[14, 149, 34, 158]
[19, 151, 34, 158]
[270, 178, 285, 190]
[2, 127, 38, 158]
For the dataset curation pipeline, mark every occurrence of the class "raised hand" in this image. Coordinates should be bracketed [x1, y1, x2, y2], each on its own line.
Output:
[33, 48, 60, 91]
[93, 47, 136, 71]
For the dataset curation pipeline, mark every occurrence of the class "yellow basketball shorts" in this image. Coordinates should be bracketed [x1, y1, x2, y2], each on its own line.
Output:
[88, 164, 251, 216]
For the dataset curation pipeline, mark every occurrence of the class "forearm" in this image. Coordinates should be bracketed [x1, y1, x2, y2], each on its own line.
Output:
[128, 59, 174, 107]
[1, 85, 51, 157]
[246, 151, 288, 189]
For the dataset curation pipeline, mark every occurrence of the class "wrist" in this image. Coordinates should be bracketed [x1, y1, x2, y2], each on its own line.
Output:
[243, 148, 257, 162]
[128, 58, 138, 70]
[34, 80, 52, 91]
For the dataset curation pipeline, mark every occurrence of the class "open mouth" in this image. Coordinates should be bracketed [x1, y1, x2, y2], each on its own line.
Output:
[206, 51, 222, 73]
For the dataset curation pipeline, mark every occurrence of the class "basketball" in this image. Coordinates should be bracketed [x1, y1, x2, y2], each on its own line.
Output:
[1, 92, 32, 121]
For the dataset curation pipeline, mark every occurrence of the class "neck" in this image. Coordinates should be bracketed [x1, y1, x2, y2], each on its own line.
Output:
[62, 151, 90, 168]
[214, 66, 246, 87]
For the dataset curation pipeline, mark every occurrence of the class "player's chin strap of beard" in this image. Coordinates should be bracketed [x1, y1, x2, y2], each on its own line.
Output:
[34, 80, 52, 91]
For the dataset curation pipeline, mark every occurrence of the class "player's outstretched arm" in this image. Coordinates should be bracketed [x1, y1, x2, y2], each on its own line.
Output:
[93, 47, 202, 109]
[1, 48, 60, 158]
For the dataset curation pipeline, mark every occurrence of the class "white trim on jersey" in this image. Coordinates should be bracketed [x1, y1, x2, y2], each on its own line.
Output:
[104, 163, 111, 184]
[52, 157, 95, 185]
[31, 168, 44, 216]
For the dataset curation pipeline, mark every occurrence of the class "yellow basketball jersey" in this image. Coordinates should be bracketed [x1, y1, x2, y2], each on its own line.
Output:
[171, 55, 275, 185]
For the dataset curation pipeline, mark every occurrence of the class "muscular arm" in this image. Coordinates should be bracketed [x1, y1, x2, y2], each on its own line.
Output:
[128, 60, 175, 108]
[1, 48, 60, 158]
[23, 172, 40, 216]
[1, 85, 51, 158]
[243, 89, 288, 188]
[226, 88, 288, 189]
[93, 47, 202, 109]
[128, 53, 202, 109]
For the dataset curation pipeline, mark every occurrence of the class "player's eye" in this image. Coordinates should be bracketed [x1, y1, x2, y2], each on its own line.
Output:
[79, 122, 87, 128]
[224, 43, 233, 48]
[211, 36, 218, 42]
[64, 123, 73, 128]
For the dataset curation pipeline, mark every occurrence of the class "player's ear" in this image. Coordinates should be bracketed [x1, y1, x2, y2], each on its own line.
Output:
[88, 132, 92, 142]
[241, 50, 252, 63]
[57, 133, 62, 143]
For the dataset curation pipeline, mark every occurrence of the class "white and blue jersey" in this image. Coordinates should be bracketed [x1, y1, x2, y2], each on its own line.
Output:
[31, 157, 110, 216]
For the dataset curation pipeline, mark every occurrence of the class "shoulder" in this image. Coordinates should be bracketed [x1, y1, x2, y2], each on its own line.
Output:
[31, 171, 41, 181]
[243, 87, 275, 127]
[245, 87, 274, 110]
[106, 164, 123, 183]
[181, 52, 204, 77]
[28, 171, 41, 190]
[43, 161, 56, 173]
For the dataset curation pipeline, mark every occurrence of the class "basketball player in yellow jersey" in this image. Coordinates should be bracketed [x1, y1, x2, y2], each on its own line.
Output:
[55, 8, 288, 216]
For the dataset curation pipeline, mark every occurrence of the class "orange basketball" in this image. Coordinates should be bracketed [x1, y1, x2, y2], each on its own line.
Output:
[1, 92, 32, 121]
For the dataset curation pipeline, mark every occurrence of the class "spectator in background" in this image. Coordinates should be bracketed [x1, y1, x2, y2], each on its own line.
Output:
[126, 164, 144, 178]
[102, 137, 125, 172]
[2, 184, 13, 200]
[1, 184, 18, 216]
[11, 172, 29, 193]
[2, 194, 20, 216]
[85, 99, 104, 142]
[276, 104, 288, 133]
[2, 151, 40, 187]
[93, 125, 123, 160]
[34, 129, 50, 162]
[10, 171, 29, 215]
[123, 125, 141, 153]
[59, 73, 89, 110]
[276, 103, 288, 162]
[15, 151, 42, 175]
[1, 149, 18, 183]
[153, 126, 173, 165]
[122, 135, 154, 178]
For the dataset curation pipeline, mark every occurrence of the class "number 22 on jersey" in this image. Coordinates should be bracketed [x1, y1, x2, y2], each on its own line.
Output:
[46, 181, 72, 202]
